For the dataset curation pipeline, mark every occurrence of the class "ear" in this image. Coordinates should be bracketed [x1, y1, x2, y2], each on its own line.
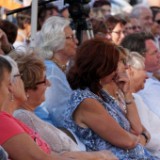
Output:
[126, 66, 134, 77]
[8, 82, 14, 94]
[25, 90, 30, 99]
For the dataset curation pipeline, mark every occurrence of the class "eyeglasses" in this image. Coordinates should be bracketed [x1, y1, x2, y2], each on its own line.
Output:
[14, 73, 23, 78]
[66, 34, 77, 41]
[35, 76, 47, 86]
[155, 19, 160, 25]
[112, 30, 124, 35]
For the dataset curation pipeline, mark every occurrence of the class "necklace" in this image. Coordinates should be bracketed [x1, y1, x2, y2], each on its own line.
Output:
[115, 90, 127, 114]
[52, 57, 67, 72]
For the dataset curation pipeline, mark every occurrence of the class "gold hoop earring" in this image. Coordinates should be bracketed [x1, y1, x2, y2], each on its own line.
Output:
[11, 94, 14, 102]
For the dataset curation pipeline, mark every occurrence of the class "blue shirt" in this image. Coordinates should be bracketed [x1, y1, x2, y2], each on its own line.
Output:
[35, 60, 72, 127]
[63, 88, 158, 160]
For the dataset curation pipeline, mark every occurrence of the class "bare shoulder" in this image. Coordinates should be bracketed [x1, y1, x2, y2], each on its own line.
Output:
[73, 98, 109, 128]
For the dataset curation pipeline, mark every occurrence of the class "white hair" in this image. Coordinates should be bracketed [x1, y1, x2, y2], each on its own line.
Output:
[130, 4, 151, 19]
[127, 51, 145, 69]
[35, 16, 70, 60]
[0, 55, 19, 82]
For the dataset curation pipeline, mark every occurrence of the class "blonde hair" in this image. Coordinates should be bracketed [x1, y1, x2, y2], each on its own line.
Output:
[9, 48, 45, 90]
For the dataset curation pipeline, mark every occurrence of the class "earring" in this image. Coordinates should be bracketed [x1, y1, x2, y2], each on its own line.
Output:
[26, 93, 29, 99]
[11, 94, 14, 102]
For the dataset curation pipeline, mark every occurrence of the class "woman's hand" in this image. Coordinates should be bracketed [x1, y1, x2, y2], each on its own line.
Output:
[113, 72, 130, 94]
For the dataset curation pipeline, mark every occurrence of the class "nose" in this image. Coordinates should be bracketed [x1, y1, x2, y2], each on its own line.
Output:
[46, 79, 51, 87]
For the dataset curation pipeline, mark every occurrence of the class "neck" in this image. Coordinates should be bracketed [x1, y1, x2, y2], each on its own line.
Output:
[52, 52, 69, 72]
[53, 52, 69, 65]
[20, 102, 34, 112]
[1, 100, 18, 114]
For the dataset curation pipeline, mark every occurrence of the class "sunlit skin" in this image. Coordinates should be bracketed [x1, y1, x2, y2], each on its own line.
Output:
[25, 72, 51, 111]
[144, 39, 160, 72]
[128, 67, 148, 92]
[53, 26, 78, 67]
[111, 23, 125, 45]
[139, 8, 153, 33]
[0, 70, 11, 107]
[130, 18, 142, 33]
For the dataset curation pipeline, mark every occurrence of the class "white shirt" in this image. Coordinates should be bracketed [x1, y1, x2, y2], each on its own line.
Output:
[138, 77, 160, 118]
[133, 93, 160, 158]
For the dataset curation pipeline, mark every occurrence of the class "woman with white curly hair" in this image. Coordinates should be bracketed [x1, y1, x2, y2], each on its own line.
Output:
[34, 16, 78, 129]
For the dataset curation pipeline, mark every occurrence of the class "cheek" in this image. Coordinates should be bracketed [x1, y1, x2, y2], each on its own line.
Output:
[39, 88, 47, 100]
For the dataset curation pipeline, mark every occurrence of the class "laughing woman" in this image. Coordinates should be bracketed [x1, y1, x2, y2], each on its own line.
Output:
[11, 49, 118, 160]
[63, 37, 159, 160]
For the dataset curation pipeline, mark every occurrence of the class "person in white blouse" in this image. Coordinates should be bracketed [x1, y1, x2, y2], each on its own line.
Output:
[126, 51, 160, 158]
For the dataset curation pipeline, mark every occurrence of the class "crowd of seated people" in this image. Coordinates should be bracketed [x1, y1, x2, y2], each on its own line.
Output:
[1, 0, 160, 159]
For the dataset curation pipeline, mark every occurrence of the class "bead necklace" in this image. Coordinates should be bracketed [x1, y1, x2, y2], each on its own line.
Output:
[52, 57, 67, 72]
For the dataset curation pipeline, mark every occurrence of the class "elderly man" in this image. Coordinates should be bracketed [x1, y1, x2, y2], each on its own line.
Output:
[130, 4, 153, 33]
[121, 31, 160, 158]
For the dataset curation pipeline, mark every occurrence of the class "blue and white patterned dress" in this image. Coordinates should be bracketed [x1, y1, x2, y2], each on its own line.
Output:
[63, 88, 159, 160]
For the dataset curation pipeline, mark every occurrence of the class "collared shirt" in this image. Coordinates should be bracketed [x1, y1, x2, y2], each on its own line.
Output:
[138, 73, 160, 118]
[133, 93, 160, 158]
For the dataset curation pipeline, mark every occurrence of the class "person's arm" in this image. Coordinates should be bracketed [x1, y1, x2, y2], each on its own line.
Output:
[124, 92, 143, 135]
[60, 150, 118, 160]
[2, 133, 60, 160]
[0, 29, 13, 54]
[114, 72, 143, 135]
[73, 98, 139, 149]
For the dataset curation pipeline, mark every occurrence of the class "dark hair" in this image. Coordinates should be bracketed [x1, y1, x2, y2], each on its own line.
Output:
[38, 4, 59, 30]
[90, 18, 107, 36]
[120, 32, 154, 56]
[93, 0, 111, 8]
[0, 56, 12, 84]
[0, 20, 18, 44]
[150, 6, 160, 21]
[67, 38, 119, 94]
[105, 14, 126, 32]
[16, 10, 31, 29]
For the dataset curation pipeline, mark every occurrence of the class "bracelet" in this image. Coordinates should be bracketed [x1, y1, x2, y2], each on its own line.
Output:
[141, 132, 149, 144]
[125, 99, 133, 105]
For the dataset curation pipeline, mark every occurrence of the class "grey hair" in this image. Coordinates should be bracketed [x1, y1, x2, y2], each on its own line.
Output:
[1, 55, 19, 82]
[127, 51, 145, 69]
[35, 16, 70, 60]
[130, 4, 150, 19]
